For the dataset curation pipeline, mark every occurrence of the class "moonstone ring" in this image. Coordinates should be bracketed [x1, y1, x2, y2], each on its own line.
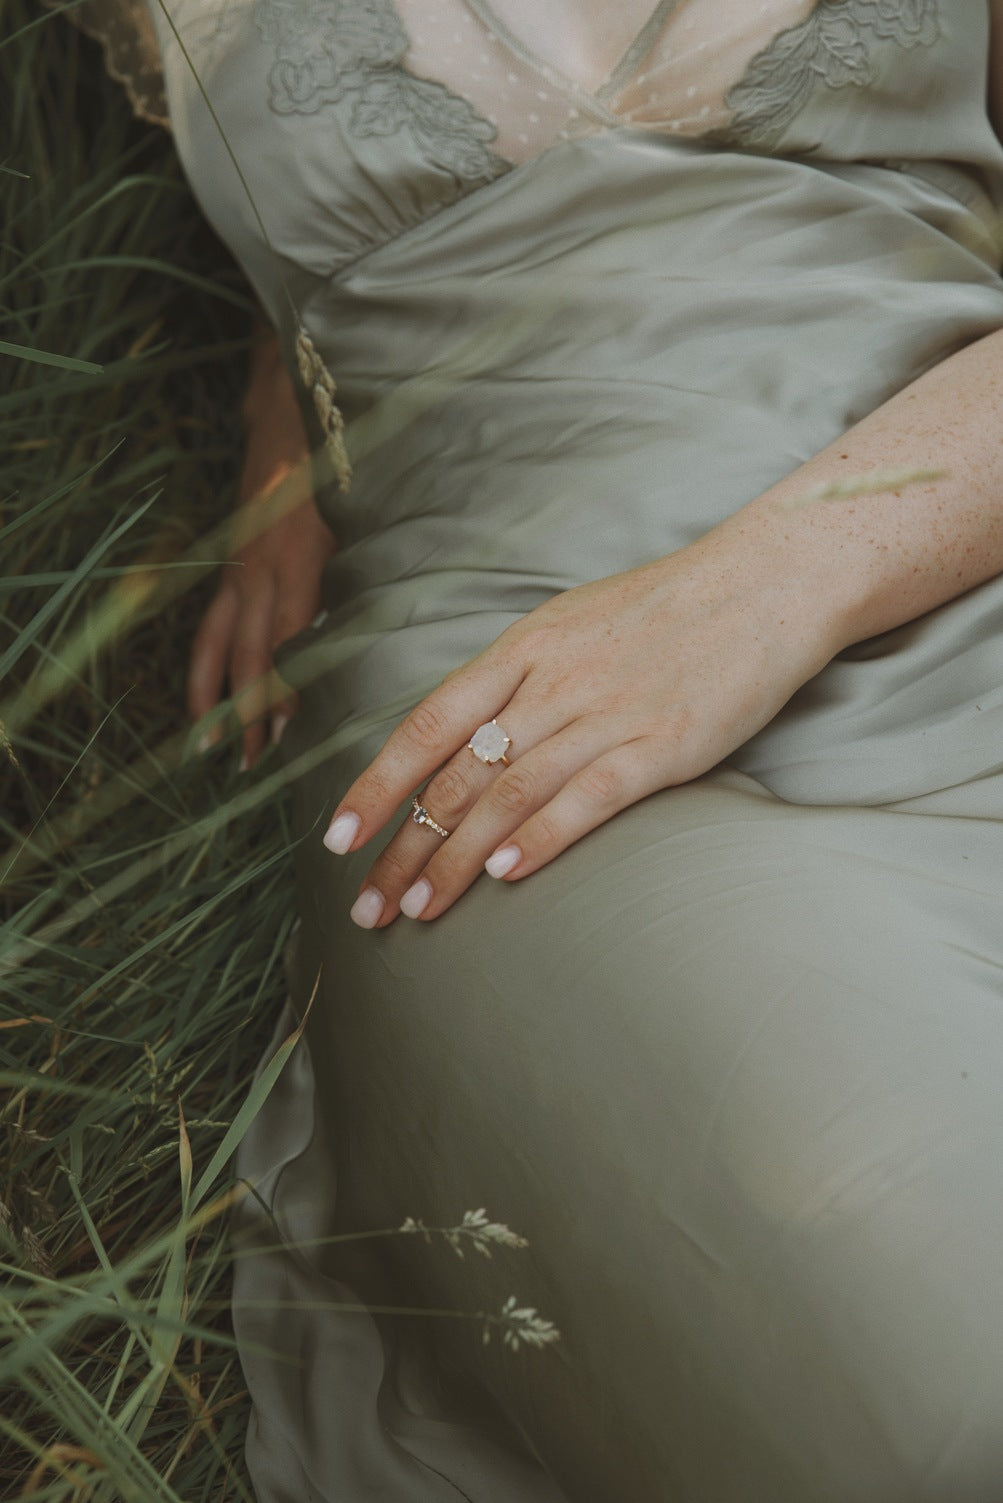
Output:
[411, 797, 450, 839]
[468, 719, 512, 766]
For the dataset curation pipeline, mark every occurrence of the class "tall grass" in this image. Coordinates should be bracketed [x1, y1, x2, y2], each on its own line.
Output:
[3, 0, 987, 1491]
[1, 6, 289, 1495]
[0, 10, 564, 1496]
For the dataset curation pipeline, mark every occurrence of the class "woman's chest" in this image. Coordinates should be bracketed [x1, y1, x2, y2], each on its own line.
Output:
[150, 0, 996, 290]
[156, 0, 968, 159]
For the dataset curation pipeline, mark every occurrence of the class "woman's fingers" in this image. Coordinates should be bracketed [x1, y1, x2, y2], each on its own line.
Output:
[187, 584, 240, 743]
[347, 757, 497, 929]
[269, 690, 298, 748]
[326, 651, 527, 853]
[189, 323, 331, 764]
[411, 736, 656, 923]
[480, 739, 663, 885]
[349, 716, 622, 927]
[227, 572, 281, 767]
[188, 570, 294, 766]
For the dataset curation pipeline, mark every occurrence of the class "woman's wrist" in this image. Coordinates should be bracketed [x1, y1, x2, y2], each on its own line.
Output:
[242, 323, 294, 428]
[664, 500, 863, 683]
[712, 332, 1003, 655]
[706, 494, 888, 663]
[732, 478, 1001, 658]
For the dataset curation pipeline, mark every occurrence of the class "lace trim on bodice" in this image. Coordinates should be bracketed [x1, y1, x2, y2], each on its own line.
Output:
[57, 0, 945, 172]
[722, 0, 940, 151]
[254, 0, 509, 181]
[56, 0, 943, 498]
[250, 0, 943, 175]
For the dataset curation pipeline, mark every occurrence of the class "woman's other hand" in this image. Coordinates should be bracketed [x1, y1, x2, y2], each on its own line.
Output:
[188, 329, 335, 767]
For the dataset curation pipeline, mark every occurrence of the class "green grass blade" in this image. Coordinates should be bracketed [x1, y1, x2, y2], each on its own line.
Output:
[0, 338, 103, 373]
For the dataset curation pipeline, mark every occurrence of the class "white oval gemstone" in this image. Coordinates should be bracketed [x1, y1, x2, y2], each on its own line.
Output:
[469, 721, 510, 764]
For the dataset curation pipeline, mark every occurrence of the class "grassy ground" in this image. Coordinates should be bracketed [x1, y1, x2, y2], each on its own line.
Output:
[1, 6, 571, 1493]
[2, 5, 292, 1495]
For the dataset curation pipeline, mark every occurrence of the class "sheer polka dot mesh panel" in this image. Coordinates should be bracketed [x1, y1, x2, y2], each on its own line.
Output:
[396, 0, 816, 164]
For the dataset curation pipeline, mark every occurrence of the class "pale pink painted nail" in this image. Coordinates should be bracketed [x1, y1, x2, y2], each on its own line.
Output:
[485, 845, 521, 879]
[350, 888, 385, 929]
[400, 879, 432, 919]
[324, 811, 361, 854]
[271, 713, 290, 745]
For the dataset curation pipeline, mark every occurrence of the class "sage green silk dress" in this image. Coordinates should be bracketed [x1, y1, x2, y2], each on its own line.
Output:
[148, 1, 1003, 1498]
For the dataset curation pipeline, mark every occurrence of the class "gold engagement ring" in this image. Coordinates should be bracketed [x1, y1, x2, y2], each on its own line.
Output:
[411, 796, 450, 839]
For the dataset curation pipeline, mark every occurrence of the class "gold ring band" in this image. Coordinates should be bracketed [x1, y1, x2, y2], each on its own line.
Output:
[411, 796, 450, 839]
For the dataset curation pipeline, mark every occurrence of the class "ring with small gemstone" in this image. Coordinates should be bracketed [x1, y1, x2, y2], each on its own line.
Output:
[468, 719, 512, 766]
[411, 796, 450, 839]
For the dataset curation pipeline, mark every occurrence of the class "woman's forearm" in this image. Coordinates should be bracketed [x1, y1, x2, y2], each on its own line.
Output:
[716, 328, 1003, 654]
[242, 321, 292, 428]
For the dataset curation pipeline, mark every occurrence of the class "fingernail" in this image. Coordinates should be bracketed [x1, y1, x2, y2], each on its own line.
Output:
[238, 753, 250, 774]
[400, 878, 432, 919]
[485, 845, 521, 879]
[196, 733, 213, 757]
[324, 811, 361, 854]
[271, 713, 290, 745]
[350, 888, 385, 929]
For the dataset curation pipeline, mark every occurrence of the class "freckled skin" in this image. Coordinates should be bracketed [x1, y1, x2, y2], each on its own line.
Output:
[199, 6, 1003, 918]
[336, 317, 1003, 927]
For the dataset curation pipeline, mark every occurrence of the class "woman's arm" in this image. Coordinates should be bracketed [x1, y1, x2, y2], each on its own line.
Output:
[712, 324, 1003, 646]
[188, 325, 335, 767]
[326, 322, 1003, 929]
[319, 18, 1003, 922]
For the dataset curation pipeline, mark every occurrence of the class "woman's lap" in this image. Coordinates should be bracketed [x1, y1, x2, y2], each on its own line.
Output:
[279, 764, 1003, 1501]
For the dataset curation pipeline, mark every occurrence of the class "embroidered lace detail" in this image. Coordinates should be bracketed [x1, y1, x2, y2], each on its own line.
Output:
[254, 0, 510, 181]
[720, 0, 940, 150]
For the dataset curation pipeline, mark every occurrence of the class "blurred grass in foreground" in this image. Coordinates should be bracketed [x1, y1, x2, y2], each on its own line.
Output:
[1, 5, 291, 1495]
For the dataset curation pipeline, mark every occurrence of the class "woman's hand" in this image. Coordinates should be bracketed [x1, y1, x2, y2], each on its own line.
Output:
[325, 320, 1003, 928]
[324, 515, 848, 928]
[188, 332, 335, 767]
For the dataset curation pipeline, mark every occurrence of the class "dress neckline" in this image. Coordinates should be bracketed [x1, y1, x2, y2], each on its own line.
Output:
[459, 0, 684, 117]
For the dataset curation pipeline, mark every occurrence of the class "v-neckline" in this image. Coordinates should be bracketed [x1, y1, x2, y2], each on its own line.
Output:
[461, 0, 685, 118]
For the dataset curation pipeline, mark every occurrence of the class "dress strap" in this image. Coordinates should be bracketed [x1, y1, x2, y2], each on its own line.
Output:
[460, 0, 684, 112]
[459, 0, 618, 125]
[597, 0, 685, 101]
